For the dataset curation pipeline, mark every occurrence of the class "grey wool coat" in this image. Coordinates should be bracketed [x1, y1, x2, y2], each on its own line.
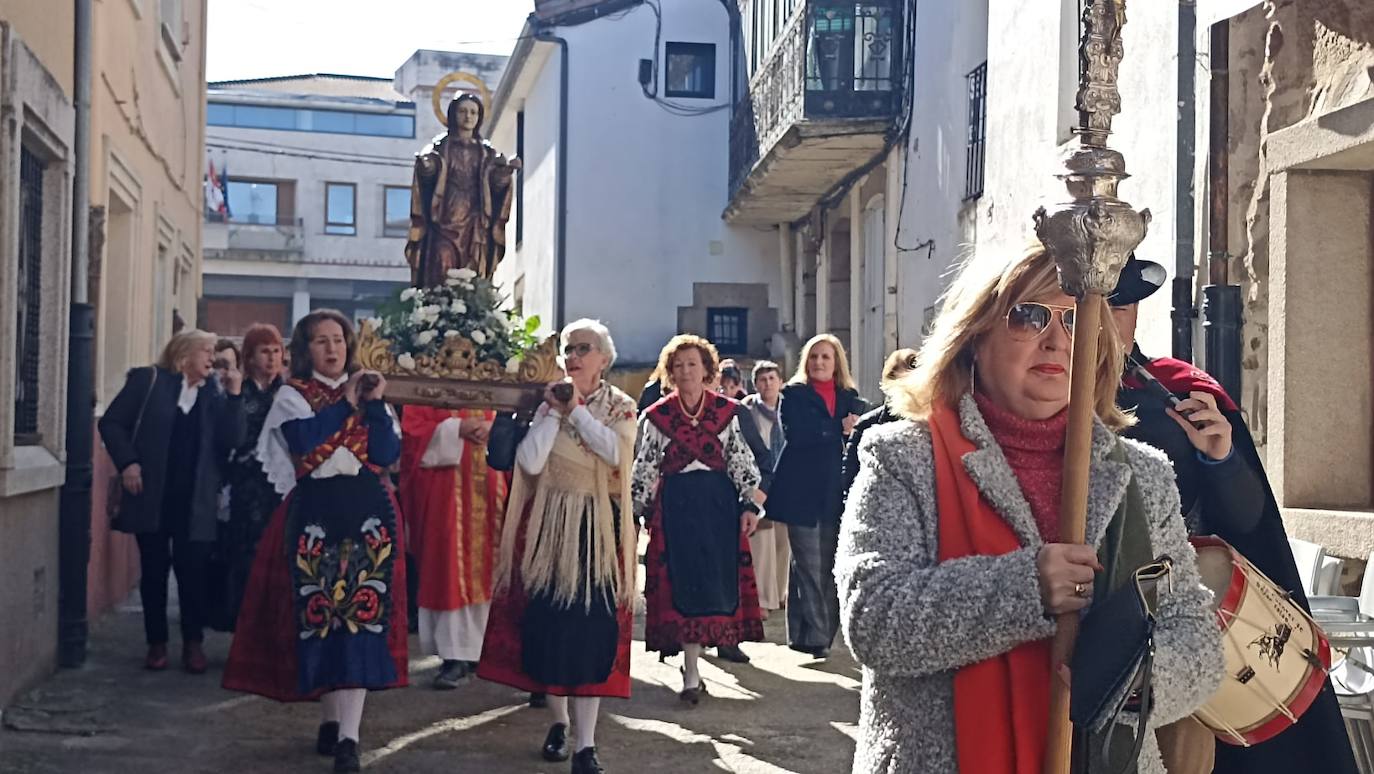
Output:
[835, 393, 1223, 774]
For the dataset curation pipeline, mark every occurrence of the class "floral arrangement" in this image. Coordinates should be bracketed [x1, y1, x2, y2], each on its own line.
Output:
[372, 268, 543, 375]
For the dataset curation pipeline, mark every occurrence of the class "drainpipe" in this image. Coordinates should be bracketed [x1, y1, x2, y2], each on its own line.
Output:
[59, 0, 94, 668]
[1203, 20, 1243, 400]
[1173, 0, 1197, 362]
[534, 29, 570, 329]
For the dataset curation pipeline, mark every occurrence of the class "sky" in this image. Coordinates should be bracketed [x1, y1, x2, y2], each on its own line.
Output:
[206, 0, 535, 82]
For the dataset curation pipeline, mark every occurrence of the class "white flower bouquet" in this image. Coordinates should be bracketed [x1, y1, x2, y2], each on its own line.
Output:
[372, 268, 542, 375]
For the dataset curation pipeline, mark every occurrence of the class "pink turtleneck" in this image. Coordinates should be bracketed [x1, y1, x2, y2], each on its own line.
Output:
[973, 392, 1068, 541]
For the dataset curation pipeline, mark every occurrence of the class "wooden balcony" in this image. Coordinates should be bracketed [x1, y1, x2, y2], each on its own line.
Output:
[726, 0, 903, 224]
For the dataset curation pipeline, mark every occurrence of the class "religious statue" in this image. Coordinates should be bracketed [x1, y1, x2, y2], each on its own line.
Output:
[405, 94, 521, 285]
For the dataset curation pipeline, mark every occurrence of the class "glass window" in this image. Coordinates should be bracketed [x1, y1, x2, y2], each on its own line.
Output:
[665, 42, 716, 99]
[708, 307, 749, 354]
[226, 180, 279, 225]
[205, 103, 416, 138]
[325, 183, 356, 236]
[206, 103, 235, 125]
[383, 186, 410, 237]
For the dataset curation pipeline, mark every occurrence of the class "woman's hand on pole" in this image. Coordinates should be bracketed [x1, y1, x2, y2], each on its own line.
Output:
[1036, 543, 1102, 615]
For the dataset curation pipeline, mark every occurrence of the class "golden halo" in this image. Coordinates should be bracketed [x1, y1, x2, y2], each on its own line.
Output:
[431, 72, 493, 126]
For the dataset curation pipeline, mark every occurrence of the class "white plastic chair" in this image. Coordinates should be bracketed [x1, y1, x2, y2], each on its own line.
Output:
[1289, 537, 1328, 597]
[1321, 556, 1348, 596]
[1360, 552, 1374, 619]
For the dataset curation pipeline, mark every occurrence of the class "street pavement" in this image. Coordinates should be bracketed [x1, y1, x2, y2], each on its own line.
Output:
[0, 593, 860, 774]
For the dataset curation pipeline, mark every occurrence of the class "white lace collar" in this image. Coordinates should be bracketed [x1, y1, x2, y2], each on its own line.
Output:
[312, 370, 348, 389]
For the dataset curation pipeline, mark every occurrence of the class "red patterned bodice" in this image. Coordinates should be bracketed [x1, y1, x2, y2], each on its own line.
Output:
[645, 393, 738, 475]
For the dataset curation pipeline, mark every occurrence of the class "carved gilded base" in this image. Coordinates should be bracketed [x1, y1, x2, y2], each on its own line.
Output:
[355, 320, 561, 411]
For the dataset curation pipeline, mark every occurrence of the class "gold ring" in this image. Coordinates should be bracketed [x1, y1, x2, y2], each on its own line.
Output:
[1074, 582, 1087, 598]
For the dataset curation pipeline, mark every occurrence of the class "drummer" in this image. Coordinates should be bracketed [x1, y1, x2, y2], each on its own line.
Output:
[1109, 255, 1358, 774]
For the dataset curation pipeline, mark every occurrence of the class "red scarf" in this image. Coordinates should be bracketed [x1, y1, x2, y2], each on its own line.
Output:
[931, 402, 1049, 774]
[811, 378, 837, 416]
[289, 378, 378, 478]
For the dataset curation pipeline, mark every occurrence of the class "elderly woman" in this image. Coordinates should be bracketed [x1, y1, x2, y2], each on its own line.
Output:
[479, 320, 638, 774]
[742, 360, 789, 615]
[99, 329, 244, 673]
[836, 244, 1223, 774]
[223, 310, 406, 774]
[767, 334, 865, 659]
[633, 335, 763, 703]
[221, 323, 286, 628]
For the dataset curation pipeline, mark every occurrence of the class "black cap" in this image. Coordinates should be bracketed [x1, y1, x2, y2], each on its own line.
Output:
[1109, 254, 1167, 307]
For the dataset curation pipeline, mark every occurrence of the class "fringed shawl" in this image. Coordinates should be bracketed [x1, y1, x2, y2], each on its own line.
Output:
[494, 384, 638, 610]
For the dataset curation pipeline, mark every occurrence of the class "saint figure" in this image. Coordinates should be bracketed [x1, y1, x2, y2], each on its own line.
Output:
[405, 94, 520, 285]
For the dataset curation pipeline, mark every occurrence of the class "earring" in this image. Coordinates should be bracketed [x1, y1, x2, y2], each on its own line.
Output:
[970, 357, 978, 392]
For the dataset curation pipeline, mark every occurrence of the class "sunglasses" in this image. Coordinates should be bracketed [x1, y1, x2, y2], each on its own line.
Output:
[1006, 302, 1076, 341]
[562, 342, 595, 358]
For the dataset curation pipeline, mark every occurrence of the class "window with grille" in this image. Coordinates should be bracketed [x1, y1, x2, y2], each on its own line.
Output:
[15, 147, 45, 444]
[964, 61, 987, 201]
[665, 43, 716, 99]
[708, 308, 749, 355]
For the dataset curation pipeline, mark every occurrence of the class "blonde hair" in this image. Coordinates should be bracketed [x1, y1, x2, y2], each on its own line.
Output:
[881, 348, 920, 384]
[789, 333, 857, 392]
[886, 242, 1131, 430]
[655, 334, 720, 391]
[156, 329, 216, 373]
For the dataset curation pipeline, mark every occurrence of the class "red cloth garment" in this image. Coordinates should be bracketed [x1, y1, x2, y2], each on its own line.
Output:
[811, 378, 837, 416]
[399, 406, 509, 611]
[930, 401, 1050, 774]
[974, 392, 1068, 542]
[1124, 354, 1240, 412]
[641, 393, 765, 655]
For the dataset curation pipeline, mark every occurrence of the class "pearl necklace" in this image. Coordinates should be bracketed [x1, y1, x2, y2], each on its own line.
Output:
[679, 392, 707, 427]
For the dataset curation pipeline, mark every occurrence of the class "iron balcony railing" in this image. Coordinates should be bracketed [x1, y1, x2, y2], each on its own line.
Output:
[731, 0, 904, 195]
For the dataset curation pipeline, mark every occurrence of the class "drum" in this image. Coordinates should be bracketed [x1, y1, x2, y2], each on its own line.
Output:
[1190, 535, 1332, 746]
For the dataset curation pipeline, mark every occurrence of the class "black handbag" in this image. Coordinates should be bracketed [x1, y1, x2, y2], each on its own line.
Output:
[486, 412, 529, 473]
[1071, 557, 1174, 773]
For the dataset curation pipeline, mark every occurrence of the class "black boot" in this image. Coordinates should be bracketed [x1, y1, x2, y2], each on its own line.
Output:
[714, 644, 751, 663]
[432, 659, 468, 690]
[542, 722, 571, 762]
[571, 746, 605, 774]
[333, 738, 361, 772]
[316, 721, 339, 756]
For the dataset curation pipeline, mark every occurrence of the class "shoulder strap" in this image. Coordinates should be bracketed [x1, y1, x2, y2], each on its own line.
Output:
[131, 367, 158, 440]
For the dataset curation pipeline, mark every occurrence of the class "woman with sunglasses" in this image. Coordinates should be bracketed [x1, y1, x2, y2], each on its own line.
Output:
[834, 244, 1222, 774]
[479, 319, 639, 774]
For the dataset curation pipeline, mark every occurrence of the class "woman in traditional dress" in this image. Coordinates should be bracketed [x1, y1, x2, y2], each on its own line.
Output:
[221, 323, 286, 628]
[766, 334, 865, 659]
[835, 244, 1222, 773]
[632, 335, 764, 702]
[223, 310, 407, 774]
[478, 319, 638, 774]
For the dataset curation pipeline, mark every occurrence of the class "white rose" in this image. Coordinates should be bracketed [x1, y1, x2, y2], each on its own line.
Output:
[470, 329, 487, 345]
[451, 300, 468, 315]
[416, 330, 438, 346]
[453, 268, 478, 281]
[445, 276, 461, 287]
[444, 329, 461, 339]
[365, 317, 382, 332]
[505, 356, 522, 374]
[410, 307, 427, 324]
[396, 353, 416, 370]
[399, 287, 419, 302]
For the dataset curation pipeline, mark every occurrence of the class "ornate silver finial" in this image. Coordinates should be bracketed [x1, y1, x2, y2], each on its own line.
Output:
[1034, 0, 1151, 298]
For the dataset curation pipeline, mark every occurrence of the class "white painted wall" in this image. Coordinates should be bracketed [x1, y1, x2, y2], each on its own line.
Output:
[492, 0, 782, 365]
[981, 0, 1198, 356]
[893, 0, 989, 349]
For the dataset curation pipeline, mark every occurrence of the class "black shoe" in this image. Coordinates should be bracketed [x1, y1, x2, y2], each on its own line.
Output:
[316, 721, 339, 756]
[811, 647, 831, 660]
[529, 692, 548, 708]
[542, 722, 571, 762]
[714, 644, 750, 663]
[464, 660, 480, 672]
[571, 746, 605, 774]
[432, 659, 468, 690]
[333, 738, 361, 772]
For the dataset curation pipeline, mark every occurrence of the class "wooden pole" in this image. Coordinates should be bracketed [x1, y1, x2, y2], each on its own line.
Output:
[1041, 293, 1103, 774]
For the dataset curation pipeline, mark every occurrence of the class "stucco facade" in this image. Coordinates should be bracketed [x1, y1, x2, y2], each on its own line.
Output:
[491, 1, 782, 367]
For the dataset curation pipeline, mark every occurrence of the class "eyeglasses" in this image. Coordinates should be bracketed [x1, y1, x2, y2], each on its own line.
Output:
[1006, 302, 1076, 341]
[562, 342, 595, 358]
